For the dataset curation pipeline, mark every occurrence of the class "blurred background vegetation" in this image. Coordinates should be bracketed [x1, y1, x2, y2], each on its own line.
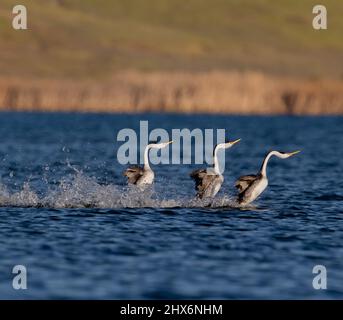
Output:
[0, 0, 342, 79]
[0, 0, 342, 114]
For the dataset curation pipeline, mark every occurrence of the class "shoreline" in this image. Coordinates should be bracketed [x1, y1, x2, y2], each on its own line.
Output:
[1, 71, 342, 115]
[0, 110, 342, 117]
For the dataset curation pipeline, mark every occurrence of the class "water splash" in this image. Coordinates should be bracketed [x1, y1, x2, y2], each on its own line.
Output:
[0, 182, 39, 207]
[0, 172, 238, 209]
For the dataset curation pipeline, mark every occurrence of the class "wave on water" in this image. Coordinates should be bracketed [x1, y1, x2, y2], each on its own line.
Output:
[0, 172, 239, 209]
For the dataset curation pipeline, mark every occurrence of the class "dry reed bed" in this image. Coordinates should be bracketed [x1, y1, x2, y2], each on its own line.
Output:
[0, 72, 342, 114]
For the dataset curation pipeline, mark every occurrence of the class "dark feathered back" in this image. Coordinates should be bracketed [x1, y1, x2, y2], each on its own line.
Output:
[190, 168, 220, 199]
[123, 166, 144, 184]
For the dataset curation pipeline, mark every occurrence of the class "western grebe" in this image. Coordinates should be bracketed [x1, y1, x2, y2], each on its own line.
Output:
[235, 150, 300, 205]
[190, 139, 241, 199]
[123, 140, 173, 186]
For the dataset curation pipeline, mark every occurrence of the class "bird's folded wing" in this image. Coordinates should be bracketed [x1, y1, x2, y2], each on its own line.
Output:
[235, 174, 258, 193]
[190, 169, 207, 190]
[123, 166, 144, 184]
[190, 169, 219, 196]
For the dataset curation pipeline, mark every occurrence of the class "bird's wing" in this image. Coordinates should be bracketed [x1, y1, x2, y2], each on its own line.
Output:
[123, 166, 144, 184]
[235, 174, 258, 193]
[190, 169, 220, 198]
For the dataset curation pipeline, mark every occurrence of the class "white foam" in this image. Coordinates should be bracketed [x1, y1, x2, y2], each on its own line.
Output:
[0, 172, 239, 209]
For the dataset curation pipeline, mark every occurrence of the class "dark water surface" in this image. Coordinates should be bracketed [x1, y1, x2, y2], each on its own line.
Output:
[0, 112, 342, 299]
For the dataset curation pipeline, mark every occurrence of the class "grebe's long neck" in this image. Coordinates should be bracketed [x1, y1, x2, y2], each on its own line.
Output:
[260, 151, 276, 177]
[213, 145, 222, 175]
[143, 145, 152, 171]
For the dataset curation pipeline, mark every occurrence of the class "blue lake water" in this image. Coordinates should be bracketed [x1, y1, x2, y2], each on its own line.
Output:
[0, 112, 342, 299]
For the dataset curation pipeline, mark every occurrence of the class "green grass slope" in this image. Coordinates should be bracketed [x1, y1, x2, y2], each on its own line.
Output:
[0, 0, 342, 78]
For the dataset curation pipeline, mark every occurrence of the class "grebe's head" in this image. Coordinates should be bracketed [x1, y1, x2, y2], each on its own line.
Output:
[272, 150, 301, 159]
[215, 138, 241, 151]
[150, 140, 173, 149]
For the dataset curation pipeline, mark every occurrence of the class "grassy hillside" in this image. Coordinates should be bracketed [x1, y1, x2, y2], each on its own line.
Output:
[0, 0, 343, 78]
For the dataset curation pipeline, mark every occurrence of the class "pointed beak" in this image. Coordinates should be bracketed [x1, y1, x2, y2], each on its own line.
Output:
[167, 140, 173, 145]
[230, 138, 241, 145]
[287, 150, 301, 156]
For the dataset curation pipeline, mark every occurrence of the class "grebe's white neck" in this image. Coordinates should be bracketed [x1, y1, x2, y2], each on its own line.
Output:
[260, 150, 300, 177]
[143, 141, 173, 171]
[212, 139, 241, 175]
[213, 144, 224, 175]
[143, 144, 153, 171]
